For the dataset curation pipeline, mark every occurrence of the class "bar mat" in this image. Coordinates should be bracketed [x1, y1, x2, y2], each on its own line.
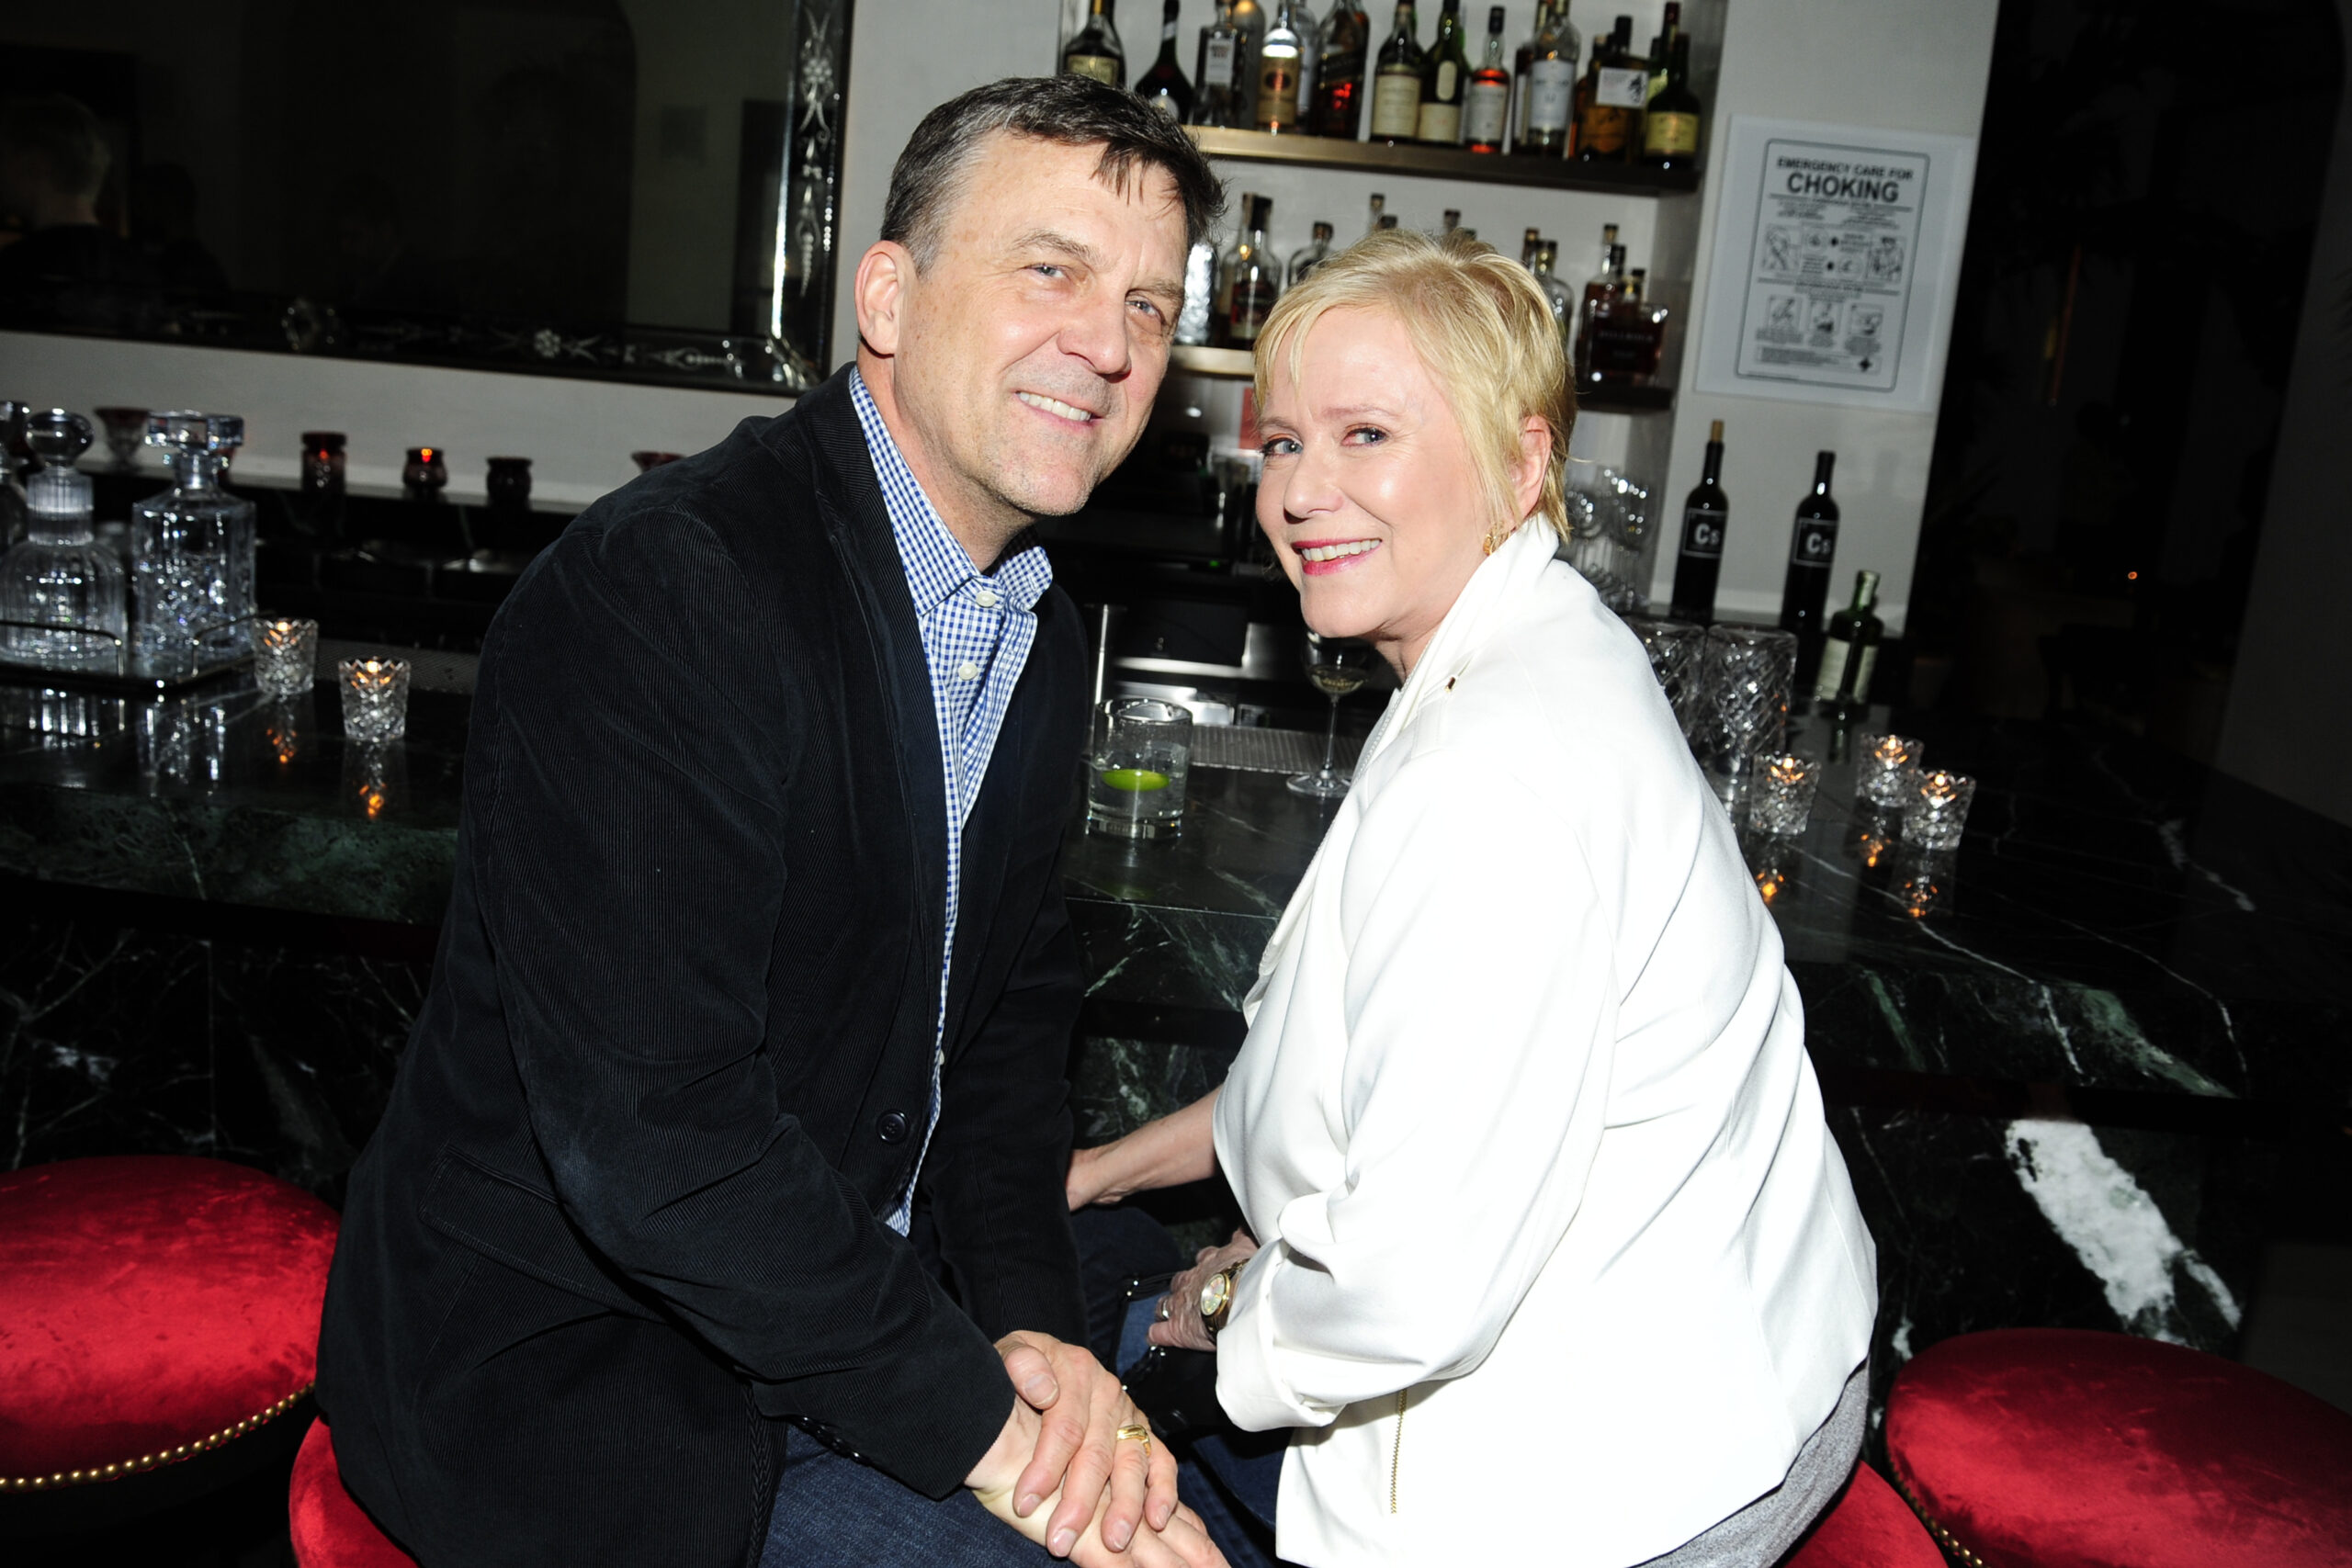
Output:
[1191, 725, 1362, 774]
[316, 639, 481, 694]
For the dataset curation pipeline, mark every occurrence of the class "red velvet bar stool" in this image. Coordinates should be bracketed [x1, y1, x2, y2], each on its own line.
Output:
[1886, 1326, 2352, 1567]
[289, 1419, 416, 1567]
[1786, 1463, 1947, 1566]
[0, 1156, 337, 1531]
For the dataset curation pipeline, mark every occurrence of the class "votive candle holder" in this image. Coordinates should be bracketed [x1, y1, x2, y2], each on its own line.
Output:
[1856, 728, 1927, 809]
[254, 617, 319, 699]
[1747, 752, 1820, 837]
[338, 656, 411, 743]
[1903, 770, 1977, 852]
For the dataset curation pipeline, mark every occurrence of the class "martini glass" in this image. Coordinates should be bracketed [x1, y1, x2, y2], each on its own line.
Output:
[1289, 634, 1377, 799]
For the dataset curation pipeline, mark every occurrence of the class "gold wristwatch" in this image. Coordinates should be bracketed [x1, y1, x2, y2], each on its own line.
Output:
[1199, 1264, 1241, 1335]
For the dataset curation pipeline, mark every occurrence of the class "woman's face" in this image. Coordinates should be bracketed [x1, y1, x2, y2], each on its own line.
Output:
[1256, 307, 1506, 678]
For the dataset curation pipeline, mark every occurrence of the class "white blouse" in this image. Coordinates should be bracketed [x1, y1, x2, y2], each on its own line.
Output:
[1212, 522, 1878, 1568]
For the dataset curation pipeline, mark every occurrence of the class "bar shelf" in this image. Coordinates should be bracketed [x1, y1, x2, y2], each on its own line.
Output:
[1167, 346, 1673, 414]
[1184, 127, 1702, 196]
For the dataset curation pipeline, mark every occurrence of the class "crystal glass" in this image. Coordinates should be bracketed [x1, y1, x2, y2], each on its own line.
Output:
[1089, 697, 1192, 839]
[1289, 634, 1376, 799]
[1855, 728, 1927, 809]
[255, 617, 320, 699]
[133, 412, 257, 671]
[1903, 770, 1977, 852]
[2, 410, 128, 674]
[96, 407, 149, 471]
[1748, 752, 1820, 837]
[1623, 615, 1705, 737]
[1696, 625, 1797, 807]
[1563, 466, 1651, 613]
[339, 657, 412, 744]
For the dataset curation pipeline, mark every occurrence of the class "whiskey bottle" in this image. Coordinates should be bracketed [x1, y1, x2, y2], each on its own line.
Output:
[1313, 2, 1371, 137]
[1520, 226, 1543, 267]
[1778, 451, 1840, 685]
[1193, 2, 1243, 126]
[1064, 0, 1127, 87]
[1226, 194, 1281, 344]
[1583, 266, 1668, 386]
[1289, 220, 1336, 284]
[1369, 1, 1424, 143]
[1645, 2, 1679, 107]
[1576, 15, 1645, 162]
[1365, 190, 1386, 235]
[1463, 6, 1511, 152]
[1230, 0, 1268, 107]
[1442, 208, 1462, 232]
[1668, 420, 1726, 623]
[1258, 0, 1309, 130]
[1519, 0, 1580, 155]
[1641, 32, 1701, 167]
[1572, 225, 1621, 371]
[1529, 241, 1575, 339]
[1814, 568, 1883, 709]
[1415, 0, 1469, 145]
[1136, 0, 1194, 119]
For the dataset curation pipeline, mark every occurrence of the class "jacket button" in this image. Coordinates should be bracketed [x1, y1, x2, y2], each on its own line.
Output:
[876, 1111, 910, 1144]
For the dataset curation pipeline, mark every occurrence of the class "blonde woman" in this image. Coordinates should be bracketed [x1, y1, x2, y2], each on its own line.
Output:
[1066, 230, 1878, 1567]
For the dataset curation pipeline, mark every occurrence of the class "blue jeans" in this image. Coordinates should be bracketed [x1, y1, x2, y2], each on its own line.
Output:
[1116, 1297, 1290, 1568]
[759, 1427, 1054, 1568]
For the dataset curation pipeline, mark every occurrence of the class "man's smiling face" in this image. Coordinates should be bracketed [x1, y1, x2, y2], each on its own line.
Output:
[857, 133, 1191, 556]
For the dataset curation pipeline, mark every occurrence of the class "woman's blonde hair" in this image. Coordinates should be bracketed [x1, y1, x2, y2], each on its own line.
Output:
[1253, 227, 1576, 540]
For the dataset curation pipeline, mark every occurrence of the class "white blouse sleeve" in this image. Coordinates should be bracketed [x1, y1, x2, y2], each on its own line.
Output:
[1216, 749, 1620, 1431]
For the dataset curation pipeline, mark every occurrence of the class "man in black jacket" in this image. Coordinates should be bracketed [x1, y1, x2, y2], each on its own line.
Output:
[317, 77, 1225, 1568]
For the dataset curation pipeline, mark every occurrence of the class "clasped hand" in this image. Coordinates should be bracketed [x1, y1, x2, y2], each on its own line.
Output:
[965, 1331, 1225, 1567]
[1147, 1230, 1261, 1355]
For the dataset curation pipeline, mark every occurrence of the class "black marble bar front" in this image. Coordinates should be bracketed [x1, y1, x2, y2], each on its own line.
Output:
[4, 674, 2346, 1405]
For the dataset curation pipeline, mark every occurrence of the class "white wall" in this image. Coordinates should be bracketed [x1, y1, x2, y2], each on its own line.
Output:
[1640, 0, 2000, 633]
[2214, 0, 2352, 828]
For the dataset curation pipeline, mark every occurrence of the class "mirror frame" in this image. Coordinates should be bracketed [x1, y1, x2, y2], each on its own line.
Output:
[8, 0, 854, 397]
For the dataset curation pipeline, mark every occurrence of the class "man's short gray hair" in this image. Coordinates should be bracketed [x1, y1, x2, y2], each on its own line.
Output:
[881, 76, 1224, 269]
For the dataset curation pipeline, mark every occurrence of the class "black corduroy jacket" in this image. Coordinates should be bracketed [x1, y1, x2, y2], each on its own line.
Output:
[317, 369, 1091, 1567]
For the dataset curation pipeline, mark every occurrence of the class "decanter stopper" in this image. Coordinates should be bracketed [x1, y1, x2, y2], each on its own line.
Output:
[24, 408, 96, 469]
[146, 410, 245, 462]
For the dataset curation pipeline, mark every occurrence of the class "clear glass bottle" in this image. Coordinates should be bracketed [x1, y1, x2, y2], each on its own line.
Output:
[1520, 0, 1580, 155]
[132, 412, 257, 674]
[1530, 242, 1575, 340]
[1464, 6, 1511, 152]
[2, 409, 128, 672]
[0, 401, 31, 549]
[1288, 220, 1335, 284]
[1193, 1, 1244, 127]
[1257, 0, 1309, 131]
[1224, 194, 1281, 344]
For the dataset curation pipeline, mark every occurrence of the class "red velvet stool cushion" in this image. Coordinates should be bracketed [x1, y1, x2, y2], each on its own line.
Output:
[289, 1419, 416, 1568]
[0, 1156, 337, 1491]
[1886, 1326, 2352, 1568]
[1785, 1463, 1946, 1567]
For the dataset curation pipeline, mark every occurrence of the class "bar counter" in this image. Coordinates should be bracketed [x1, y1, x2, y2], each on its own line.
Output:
[4, 674, 2346, 1404]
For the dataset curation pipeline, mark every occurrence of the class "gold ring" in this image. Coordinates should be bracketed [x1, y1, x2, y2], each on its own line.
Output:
[1115, 1422, 1152, 1460]
[1153, 1294, 1172, 1323]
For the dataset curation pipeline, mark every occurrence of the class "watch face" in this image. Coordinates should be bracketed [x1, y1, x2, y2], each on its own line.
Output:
[1199, 1272, 1232, 1318]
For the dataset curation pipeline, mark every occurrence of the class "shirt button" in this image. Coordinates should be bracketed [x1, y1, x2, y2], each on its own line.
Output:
[876, 1111, 911, 1145]
[973, 588, 999, 609]
[956, 660, 980, 681]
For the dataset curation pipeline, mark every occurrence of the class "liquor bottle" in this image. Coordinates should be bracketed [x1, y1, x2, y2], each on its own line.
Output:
[1668, 420, 1727, 623]
[1313, 2, 1371, 137]
[132, 412, 258, 672]
[1645, 2, 1679, 106]
[1258, 0, 1309, 130]
[1289, 220, 1336, 284]
[1231, 0, 1268, 108]
[1463, 6, 1511, 152]
[1136, 0, 1194, 119]
[1442, 208, 1462, 232]
[1376, 213, 1400, 229]
[1226, 194, 1281, 344]
[1572, 225, 1620, 370]
[1519, 0, 1579, 155]
[1511, 2, 1542, 151]
[1366, 190, 1386, 234]
[1520, 226, 1542, 267]
[1193, 2, 1244, 126]
[1529, 241, 1575, 339]
[1369, 2, 1424, 143]
[1576, 15, 1645, 162]
[1641, 33, 1701, 167]
[1064, 0, 1127, 86]
[1415, 0, 1469, 145]
[1, 410, 126, 673]
[1779, 451, 1840, 684]
[1814, 569, 1883, 709]
[1582, 265, 1669, 386]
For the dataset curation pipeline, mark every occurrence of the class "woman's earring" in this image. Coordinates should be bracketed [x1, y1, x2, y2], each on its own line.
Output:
[1482, 520, 1511, 556]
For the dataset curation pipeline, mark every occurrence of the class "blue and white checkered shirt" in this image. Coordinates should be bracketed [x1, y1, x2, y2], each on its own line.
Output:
[850, 369, 1055, 1235]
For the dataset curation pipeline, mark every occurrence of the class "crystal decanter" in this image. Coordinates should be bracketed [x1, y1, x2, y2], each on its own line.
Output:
[132, 411, 256, 673]
[1, 409, 129, 672]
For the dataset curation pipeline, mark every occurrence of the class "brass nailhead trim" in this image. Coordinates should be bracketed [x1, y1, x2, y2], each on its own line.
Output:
[0, 1383, 312, 1493]
[1889, 1465, 1989, 1568]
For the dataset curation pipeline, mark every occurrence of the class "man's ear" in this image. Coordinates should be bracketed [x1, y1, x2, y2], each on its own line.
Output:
[854, 241, 913, 356]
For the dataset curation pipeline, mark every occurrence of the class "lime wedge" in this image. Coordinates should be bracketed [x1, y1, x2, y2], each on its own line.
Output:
[1101, 768, 1170, 792]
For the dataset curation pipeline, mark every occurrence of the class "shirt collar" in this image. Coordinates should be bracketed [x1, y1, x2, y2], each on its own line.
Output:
[849, 367, 1052, 618]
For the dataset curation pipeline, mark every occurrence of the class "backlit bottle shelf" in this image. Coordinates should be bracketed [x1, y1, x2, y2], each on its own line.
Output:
[1184, 127, 1702, 197]
[1168, 345, 1673, 414]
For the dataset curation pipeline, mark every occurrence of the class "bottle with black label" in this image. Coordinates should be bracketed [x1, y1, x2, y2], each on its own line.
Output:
[1063, 0, 1127, 86]
[1669, 419, 1727, 622]
[1814, 568, 1883, 712]
[1778, 450, 1839, 685]
[1137, 0, 1194, 119]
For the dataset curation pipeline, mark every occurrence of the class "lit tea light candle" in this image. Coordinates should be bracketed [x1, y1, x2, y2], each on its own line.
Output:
[254, 616, 319, 700]
[1902, 770, 1978, 852]
[1747, 751, 1820, 838]
[338, 655, 412, 745]
[1855, 728, 1927, 808]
